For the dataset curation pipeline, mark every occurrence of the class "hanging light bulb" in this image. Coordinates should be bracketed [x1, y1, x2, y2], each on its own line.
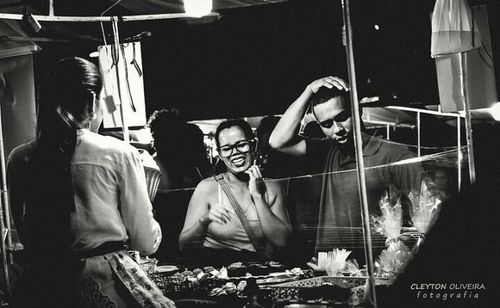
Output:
[184, 0, 212, 18]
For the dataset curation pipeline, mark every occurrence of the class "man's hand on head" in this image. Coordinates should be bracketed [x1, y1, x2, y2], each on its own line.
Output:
[307, 76, 350, 94]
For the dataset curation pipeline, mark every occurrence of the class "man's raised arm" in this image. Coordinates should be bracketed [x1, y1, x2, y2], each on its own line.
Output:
[269, 76, 347, 156]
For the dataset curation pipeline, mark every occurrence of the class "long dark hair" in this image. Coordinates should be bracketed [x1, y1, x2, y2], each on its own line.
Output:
[24, 57, 102, 259]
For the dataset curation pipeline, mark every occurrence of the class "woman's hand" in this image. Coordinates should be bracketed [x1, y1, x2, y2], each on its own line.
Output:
[245, 165, 266, 198]
[200, 206, 231, 225]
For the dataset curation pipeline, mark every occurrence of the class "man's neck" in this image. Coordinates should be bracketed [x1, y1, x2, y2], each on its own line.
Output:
[338, 139, 355, 156]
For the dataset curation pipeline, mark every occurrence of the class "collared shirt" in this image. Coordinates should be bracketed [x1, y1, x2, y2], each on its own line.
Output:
[7, 129, 161, 256]
[306, 133, 426, 253]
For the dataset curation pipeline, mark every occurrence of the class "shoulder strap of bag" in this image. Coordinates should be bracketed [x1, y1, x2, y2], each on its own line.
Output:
[214, 175, 264, 254]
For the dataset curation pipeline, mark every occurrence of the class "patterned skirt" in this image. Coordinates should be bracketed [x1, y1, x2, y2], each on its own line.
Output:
[11, 250, 175, 308]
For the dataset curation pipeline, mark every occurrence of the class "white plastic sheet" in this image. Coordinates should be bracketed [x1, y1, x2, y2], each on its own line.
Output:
[431, 0, 481, 57]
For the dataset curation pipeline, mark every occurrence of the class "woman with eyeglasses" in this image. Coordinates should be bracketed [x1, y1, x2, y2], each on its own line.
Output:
[179, 119, 291, 266]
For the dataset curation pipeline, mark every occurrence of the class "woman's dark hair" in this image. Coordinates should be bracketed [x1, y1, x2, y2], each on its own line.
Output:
[37, 57, 102, 153]
[214, 118, 255, 149]
[25, 57, 102, 258]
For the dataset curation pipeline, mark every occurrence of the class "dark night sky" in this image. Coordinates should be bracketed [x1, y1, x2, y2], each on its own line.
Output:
[141, 0, 440, 120]
[34, 0, 499, 121]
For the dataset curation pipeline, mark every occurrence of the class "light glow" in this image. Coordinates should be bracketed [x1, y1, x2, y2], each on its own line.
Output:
[489, 102, 500, 121]
[457, 102, 500, 121]
[184, 0, 213, 18]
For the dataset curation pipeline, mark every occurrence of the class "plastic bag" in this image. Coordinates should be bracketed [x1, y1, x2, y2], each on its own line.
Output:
[431, 0, 481, 57]
[371, 190, 403, 244]
[409, 181, 441, 235]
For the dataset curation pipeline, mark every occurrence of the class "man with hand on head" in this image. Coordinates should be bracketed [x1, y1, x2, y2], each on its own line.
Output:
[269, 76, 429, 259]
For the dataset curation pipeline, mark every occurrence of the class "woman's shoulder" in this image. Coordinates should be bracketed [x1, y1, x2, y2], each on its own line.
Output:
[189, 177, 219, 202]
[264, 178, 284, 193]
[196, 176, 218, 189]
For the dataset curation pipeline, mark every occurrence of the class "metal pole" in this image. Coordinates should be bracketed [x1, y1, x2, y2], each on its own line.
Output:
[0, 103, 10, 291]
[457, 115, 462, 190]
[459, 52, 476, 184]
[48, 0, 54, 16]
[111, 17, 130, 143]
[0, 12, 220, 22]
[417, 112, 421, 157]
[341, 0, 376, 306]
[386, 105, 458, 118]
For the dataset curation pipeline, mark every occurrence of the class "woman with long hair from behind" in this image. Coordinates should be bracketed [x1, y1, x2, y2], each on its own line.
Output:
[7, 57, 175, 307]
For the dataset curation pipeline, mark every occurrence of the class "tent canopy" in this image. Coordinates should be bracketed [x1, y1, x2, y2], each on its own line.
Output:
[21, 0, 291, 16]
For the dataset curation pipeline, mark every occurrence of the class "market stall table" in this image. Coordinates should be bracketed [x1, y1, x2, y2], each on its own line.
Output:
[147, 262, 393, 307]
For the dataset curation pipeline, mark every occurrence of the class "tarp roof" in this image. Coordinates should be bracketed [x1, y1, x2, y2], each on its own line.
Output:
[0, 19, 39, 59]
[116, 0, 291, 14]
[20, 0, 292, 16]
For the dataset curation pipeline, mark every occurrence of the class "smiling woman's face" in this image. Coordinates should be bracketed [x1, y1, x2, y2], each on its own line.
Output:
[217, 126, 255, 174]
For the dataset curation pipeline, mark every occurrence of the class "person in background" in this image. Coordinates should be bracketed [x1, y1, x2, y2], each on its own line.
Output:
[269, 76, 430, 260]
[256, 115, 303, 180]
[148, 109, 213, 263]
[179, 119, 291, 266]
[7, 57, 174, 307]
[432, 167, 454, 201]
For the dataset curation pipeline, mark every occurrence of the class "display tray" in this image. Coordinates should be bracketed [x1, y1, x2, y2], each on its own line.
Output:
[264, 276, 393, 305]
[149, 266, 309, 304]
[227, 261, 285, 277]
[155, 265, 179, 274]
[270, 276, 366, 288]
[255, 272, 300, 285]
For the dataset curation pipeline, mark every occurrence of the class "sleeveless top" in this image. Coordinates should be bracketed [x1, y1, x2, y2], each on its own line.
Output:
[203, 182, 267, 252]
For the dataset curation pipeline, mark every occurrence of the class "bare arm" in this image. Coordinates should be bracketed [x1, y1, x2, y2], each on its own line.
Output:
[246, 166, 291, 247]
[179, 180, 231, 250]
[269, 76, 349, 156]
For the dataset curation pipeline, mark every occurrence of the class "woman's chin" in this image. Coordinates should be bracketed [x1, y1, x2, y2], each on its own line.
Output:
[228, 164, 251, 175]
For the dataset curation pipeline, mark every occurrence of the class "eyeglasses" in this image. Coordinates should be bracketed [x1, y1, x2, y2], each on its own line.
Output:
[218, 140, 254, 158]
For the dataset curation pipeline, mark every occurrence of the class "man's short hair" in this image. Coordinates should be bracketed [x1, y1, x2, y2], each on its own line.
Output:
[147, 108, 184, 152]
[310, 86, 350, 110]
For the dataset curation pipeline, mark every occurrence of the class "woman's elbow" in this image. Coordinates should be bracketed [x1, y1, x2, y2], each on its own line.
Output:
[178, 233, 188, 251]
[178, 231, 196, 251]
